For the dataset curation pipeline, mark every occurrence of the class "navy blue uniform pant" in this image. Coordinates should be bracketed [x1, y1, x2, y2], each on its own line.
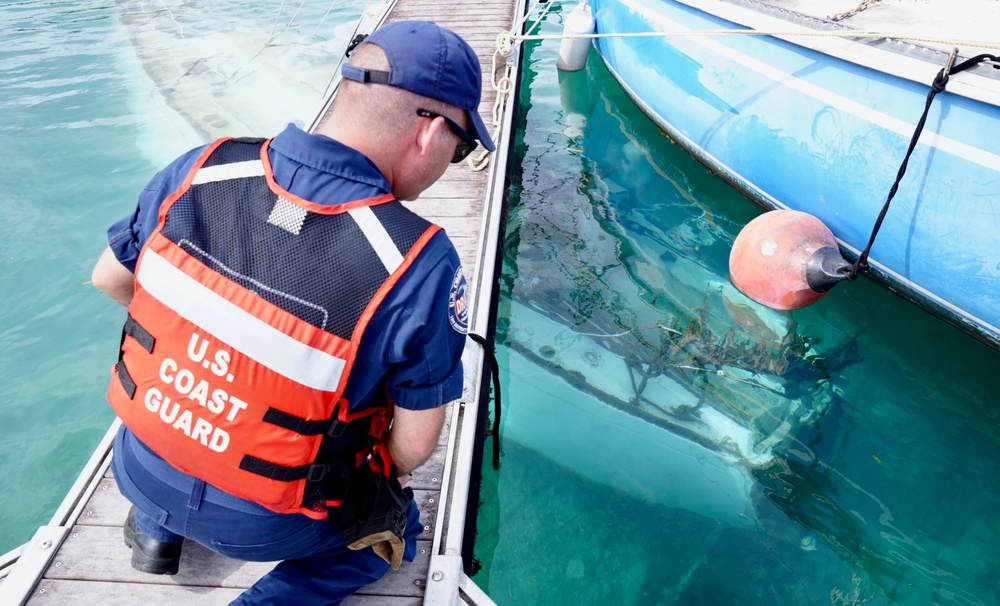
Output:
[112, 427, 421, 605]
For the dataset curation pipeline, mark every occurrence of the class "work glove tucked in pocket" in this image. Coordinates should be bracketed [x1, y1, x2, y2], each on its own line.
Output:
[342, 466, 412, 570]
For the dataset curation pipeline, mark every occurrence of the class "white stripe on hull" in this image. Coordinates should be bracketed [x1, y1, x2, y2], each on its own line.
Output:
[622, 0, 1000, 173]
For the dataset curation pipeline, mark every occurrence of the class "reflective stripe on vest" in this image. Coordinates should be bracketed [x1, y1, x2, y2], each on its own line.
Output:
[107, 137, 440, 518]
[137, 246, 347, 391]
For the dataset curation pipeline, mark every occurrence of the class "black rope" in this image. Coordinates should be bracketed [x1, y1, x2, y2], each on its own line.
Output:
[468, 332, 502, 470]
[848, 51, 999, 279]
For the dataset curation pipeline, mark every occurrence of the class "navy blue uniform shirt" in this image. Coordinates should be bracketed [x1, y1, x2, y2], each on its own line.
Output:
[107, 124, 467, 412]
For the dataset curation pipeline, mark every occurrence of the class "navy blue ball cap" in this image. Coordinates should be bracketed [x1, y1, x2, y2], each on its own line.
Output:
[342, 21, 496, 152]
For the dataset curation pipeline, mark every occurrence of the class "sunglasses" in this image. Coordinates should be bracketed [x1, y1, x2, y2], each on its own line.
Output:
[416, 109, 478, 163]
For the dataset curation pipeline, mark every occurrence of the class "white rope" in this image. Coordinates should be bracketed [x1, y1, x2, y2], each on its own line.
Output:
[466, 35, 510, 172]
[467, 0, 560, 171]
[512, 29, 1000, 51]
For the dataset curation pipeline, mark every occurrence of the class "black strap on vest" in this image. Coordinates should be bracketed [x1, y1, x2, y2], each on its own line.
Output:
[262, 407, 349, 438]
[115, 360, 137, 399]
[123, 314, 156, 353]
[238, 454, 352, 482]
[242, 400, 378, 499]
[238, 454, 355, 501]
[115, 314, 156, 399]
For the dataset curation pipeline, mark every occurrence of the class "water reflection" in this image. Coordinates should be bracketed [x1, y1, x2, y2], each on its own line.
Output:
[506, 59, 862, 468]
[483, 30, 1000, 606]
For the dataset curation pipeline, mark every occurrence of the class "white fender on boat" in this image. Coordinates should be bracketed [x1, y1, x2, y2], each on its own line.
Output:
[556, 1, 595, 72]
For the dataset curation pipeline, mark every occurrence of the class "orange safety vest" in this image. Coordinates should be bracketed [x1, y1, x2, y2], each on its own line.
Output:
[107, 137, 441, 519]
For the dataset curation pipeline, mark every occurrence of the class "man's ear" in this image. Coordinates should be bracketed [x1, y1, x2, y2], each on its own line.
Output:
[414, 115, 444, 158]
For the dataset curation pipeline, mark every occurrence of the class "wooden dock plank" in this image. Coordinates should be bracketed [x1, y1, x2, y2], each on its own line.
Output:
[415, 188, 485, 204]
[31, 579, 244, 605]
[30, 579, 422, 605]
[420, 180, 484, 200]
[44, 526, 431, 597]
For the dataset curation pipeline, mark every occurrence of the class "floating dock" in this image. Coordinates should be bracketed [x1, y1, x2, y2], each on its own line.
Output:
[0, 0, 522, 603]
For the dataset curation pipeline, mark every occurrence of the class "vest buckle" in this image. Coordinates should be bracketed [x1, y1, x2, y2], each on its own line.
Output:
[307, 463, 329, 482]
[327, 420, 347, 437]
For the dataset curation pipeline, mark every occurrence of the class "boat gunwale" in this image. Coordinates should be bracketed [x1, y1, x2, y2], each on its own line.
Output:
[670, 0, 1000, 105]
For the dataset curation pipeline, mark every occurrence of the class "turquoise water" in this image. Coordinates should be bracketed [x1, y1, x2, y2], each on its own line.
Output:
[473, 7, 1000, 606]
[0, 0, 358, 555]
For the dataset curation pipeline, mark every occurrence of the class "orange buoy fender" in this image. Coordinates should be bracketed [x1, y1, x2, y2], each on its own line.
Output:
[729, 210, 851, 310]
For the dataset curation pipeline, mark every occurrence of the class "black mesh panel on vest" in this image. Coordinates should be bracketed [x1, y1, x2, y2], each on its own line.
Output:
[370, 201, 432, 252]
[202, 138, 266, 167]
[158, 140, 430, 341]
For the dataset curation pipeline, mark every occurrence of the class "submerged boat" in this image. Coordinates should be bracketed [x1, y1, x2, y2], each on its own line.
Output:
[498, 47, 866, 528]
[585, 0, 1000, 349]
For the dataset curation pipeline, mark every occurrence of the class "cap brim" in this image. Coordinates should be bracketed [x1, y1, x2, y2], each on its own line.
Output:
[467, 109, 496, 152]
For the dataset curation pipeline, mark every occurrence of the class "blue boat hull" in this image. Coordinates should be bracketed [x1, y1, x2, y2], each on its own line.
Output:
[590, 0, 1000, 348]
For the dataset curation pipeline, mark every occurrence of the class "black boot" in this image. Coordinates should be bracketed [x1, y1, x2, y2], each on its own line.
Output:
[123, 506, 182, 575]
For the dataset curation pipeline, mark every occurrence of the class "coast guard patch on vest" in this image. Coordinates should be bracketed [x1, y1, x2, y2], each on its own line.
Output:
[449, 266, 469, 334]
